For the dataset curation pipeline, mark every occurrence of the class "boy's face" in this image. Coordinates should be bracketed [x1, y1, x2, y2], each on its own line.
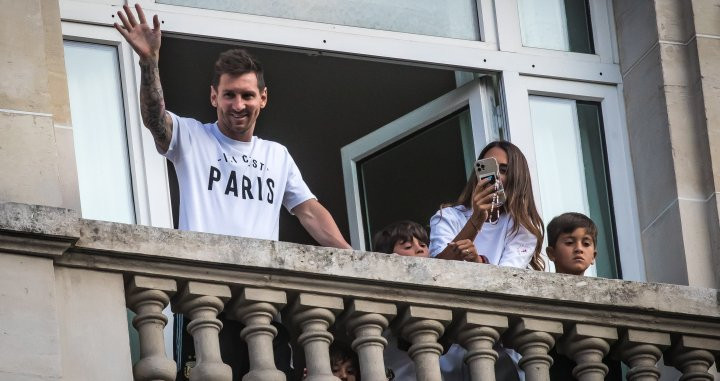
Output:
[547, 227, 596, 276]
[332, 359, 357, 381]
[393, 237, 429, 257]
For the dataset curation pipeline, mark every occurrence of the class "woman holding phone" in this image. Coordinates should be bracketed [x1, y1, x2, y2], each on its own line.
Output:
[429, 140, 544, 270]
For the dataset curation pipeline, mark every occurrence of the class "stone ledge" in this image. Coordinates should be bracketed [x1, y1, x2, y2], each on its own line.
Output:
[1, 202, 718, 321]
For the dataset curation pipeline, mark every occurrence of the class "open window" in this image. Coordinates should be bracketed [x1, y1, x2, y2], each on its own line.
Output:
[341, 76, 501, 250]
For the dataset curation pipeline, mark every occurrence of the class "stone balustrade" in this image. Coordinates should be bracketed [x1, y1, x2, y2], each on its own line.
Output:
[1, 202, 719, 381]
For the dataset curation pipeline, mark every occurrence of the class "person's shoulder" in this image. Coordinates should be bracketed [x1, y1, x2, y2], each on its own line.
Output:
[255, 137, 293, 155]
[434, 205, 468, 220]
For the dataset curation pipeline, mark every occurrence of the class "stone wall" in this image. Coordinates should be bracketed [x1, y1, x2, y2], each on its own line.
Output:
[613, 0, 720, 289]
[0, 0, 80, 210]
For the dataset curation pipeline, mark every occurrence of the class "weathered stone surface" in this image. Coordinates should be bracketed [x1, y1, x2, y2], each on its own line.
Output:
[0, 254, 62, 380]
[0, 202, 719, 321]
[55, 267, 134, 380]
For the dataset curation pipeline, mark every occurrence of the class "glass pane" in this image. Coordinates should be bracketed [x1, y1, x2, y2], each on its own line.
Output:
[158, 0, 481, 40]
[359, 109, 470, 249]
[63, 41, 135, 224]
[529, 96, 618, 278]
[517, 0, 594, 53]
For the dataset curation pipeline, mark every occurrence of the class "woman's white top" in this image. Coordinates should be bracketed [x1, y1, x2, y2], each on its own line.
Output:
[429, 205, 536, 268]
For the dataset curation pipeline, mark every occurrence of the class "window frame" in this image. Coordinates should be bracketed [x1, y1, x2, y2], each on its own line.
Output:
[61, 21, 174, 229]
[340, 78, 495, 250]
[502, 73, 645, 281]
[59, 0, 641, 281]
[58, 0, 620, 84]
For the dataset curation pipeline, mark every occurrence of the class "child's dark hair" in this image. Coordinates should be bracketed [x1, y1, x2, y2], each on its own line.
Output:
[372, 220, 429, 254]
[212, 48, 265, 90]
[546, 212, 598, 248]
[329, 341, 360, 380]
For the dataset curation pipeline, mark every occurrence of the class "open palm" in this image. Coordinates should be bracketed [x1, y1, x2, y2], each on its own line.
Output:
[114, 4, 161, 61]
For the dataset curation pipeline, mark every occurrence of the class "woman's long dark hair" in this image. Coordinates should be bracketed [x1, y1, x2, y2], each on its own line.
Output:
[450, 141, 545, 270]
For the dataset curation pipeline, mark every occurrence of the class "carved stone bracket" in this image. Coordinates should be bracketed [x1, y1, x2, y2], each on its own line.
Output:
[339, 299, 397, 381]
[664, 335, 720, 381]
[125, 275, 177, 381]
[557, 323, 618, 381]
[615, 329, 671, 381]
[228, 287, 287, 381]
[174, 281, 232, 381]
[395, 305, 452, 381]
[289, 292, 344, 381]
[503, 317, 563, 381]
[448, 311, 508, 381]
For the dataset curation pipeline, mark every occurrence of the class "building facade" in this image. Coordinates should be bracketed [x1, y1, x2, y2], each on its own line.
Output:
[1, 0, 719, 380]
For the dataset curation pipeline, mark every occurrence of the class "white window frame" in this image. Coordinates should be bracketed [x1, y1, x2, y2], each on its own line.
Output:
[495, 0, 617, 64]
[59, 0, 621, 84]
[502, 73, 645, 281]
[341, 78, 494, 249]
[61, 21, 173, 229]
[59, 0, 637, 279]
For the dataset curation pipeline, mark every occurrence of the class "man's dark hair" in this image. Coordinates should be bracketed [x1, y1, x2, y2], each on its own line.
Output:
[372, 220, 429, 254]
[546, 212, 598, 248]
[212, 48, 265, 90]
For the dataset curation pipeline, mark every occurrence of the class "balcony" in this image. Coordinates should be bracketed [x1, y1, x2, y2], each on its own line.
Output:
[0, 202, 719, 381]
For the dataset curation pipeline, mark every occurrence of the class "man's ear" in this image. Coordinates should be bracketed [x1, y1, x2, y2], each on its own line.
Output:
[592, 250, 598, 264]
[210, 85, 218, 107]
[546, 246, 556, 261]
[260, 87, 268, 109]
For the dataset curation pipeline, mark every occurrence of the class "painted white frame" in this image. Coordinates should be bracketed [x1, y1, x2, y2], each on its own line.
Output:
[495, 0, 616, 64]
[58, 0, 620, 84]
[58, 0, 636, 277]
[503, 74, 645, 282]
[61, 21, 173, 229]
[341, 79, 493, 250]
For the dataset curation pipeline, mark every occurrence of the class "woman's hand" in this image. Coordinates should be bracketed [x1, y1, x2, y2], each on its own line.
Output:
[470, 177, 496, 225]
[447, 239, 482, 263]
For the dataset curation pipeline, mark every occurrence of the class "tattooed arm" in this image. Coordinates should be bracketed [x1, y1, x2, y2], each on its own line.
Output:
[138, 60, 173, 152]
[114, 3, 173, 152]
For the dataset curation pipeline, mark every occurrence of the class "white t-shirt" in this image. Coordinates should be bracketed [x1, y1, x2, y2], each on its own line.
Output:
[429, 205, 535, 381]
[163, 112, 315, 240]
[429, 205, 536, 268]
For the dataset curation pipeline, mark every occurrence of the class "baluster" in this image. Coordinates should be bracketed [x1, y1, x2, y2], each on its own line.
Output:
[664, 335, 720, 381]
[125, 275, 177, 381]
[396, 305, 452, 381]
[557, 324, 617, 381]
[450, 312, 508, 381]
[614, 329, 670, 381]
[173, 281, 232, 381]
[340, 299, 396, 381]
[229, 287, 287, 381]
[503, 317, 563, 381]
[289, 293, 344, 381]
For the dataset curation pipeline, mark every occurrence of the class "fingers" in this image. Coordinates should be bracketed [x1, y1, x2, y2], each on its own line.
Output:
[125, 4, 139, 26]
[117, 8, 133, 31]
[135, 3, 147, 25]
[113, 22, 130, 39]
[152, 14, 161, 32]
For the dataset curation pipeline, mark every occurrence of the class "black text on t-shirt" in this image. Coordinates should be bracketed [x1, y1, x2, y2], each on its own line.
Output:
[208, 165, 275, 204]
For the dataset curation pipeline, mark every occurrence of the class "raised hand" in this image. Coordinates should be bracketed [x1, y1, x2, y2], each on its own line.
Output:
[471, 177, 496, 223]
[114, 3, 161, 62]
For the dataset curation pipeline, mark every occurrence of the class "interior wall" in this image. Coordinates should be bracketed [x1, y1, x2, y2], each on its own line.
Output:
[159, 37, 458, 245]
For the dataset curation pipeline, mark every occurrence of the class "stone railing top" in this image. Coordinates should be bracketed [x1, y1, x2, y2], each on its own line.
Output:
[1, 202, 719, 322]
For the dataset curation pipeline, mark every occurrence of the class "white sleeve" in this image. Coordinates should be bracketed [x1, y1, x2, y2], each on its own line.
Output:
[162, 111, 183, 161]
[429, 208, 463, 258]
[498, 219, 537, 269]
[282, 151, 316, 213]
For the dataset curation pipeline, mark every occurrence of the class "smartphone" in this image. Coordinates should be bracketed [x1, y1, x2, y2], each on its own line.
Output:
[474, 157, 499, 183]
[474, 157, 506, 205]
